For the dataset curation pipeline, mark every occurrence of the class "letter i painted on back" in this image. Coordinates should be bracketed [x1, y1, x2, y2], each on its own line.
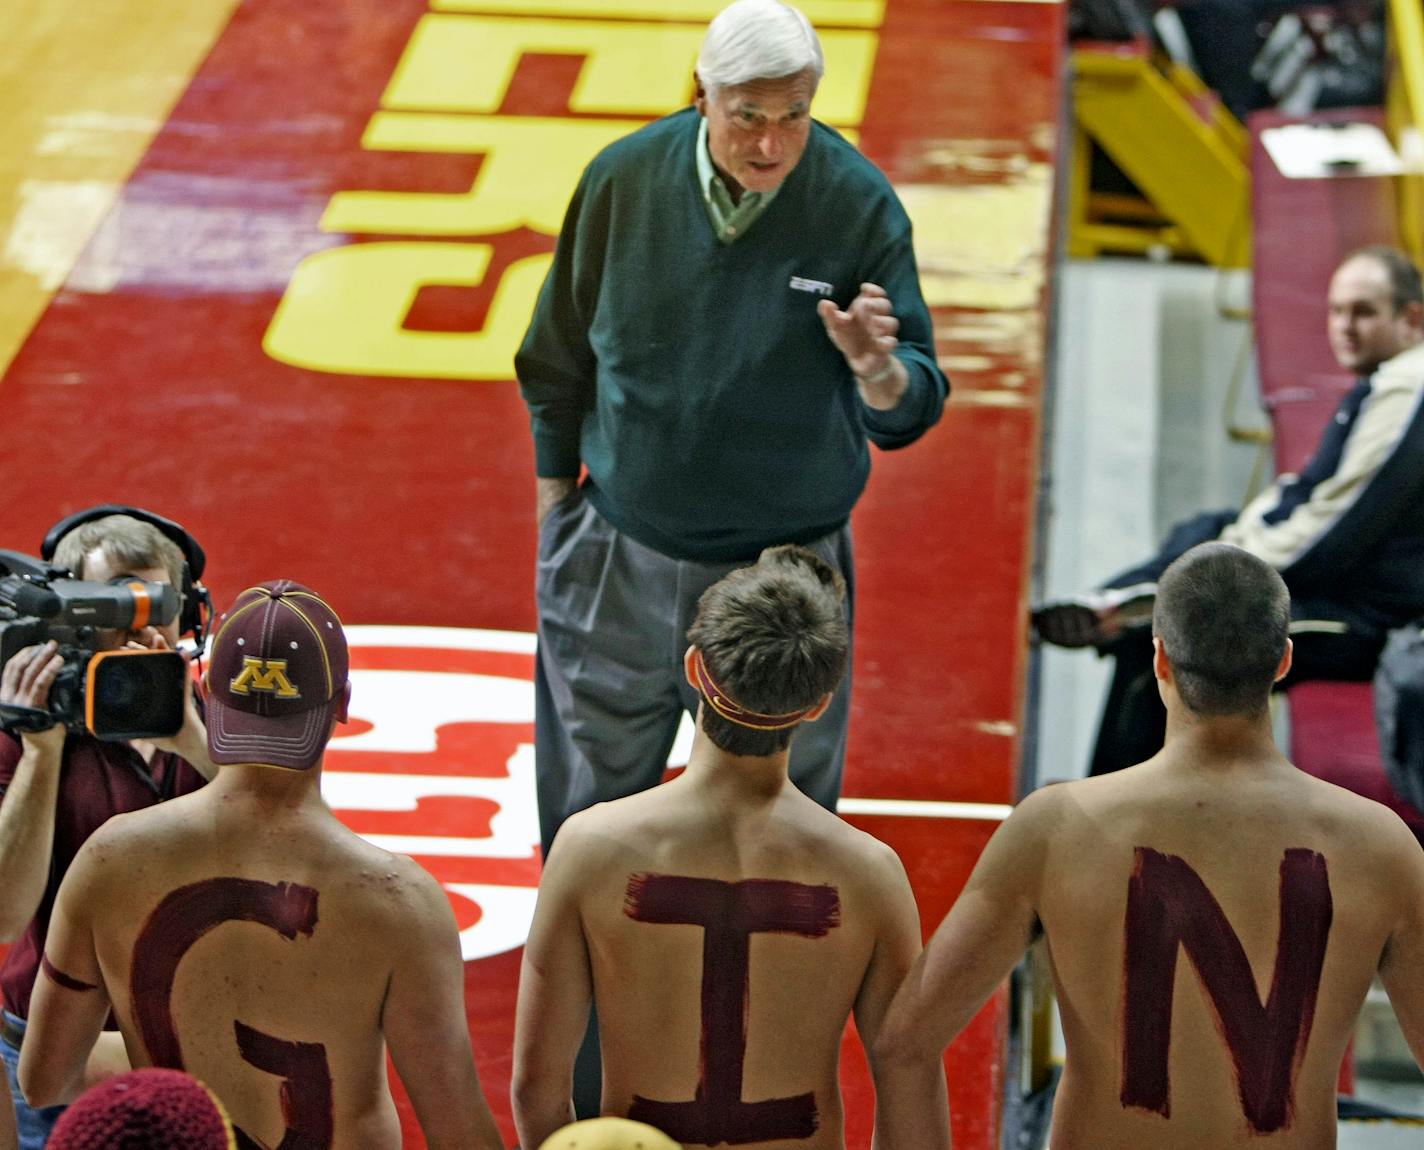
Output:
[623, 873, 841, 1146]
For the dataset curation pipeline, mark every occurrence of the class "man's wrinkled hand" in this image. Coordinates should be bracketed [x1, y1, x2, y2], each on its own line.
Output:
[146, 647, 211, 767]
[537, 477, 578, 527]
[817, 282, 901, 379]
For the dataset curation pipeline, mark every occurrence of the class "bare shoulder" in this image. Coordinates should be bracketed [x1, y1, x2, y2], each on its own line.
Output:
[542, 803, 636, 879]
[329, 833, 450, 919]
[69, 796, 196, 880]
[53, 806, 191, 928]
[740, 792, 898, 871]
[753, 801, 920, 922]
[1315, 773, 1415, 830]
[1323, 785, 1424, 883]
[950, 781, 1094, 910]
[990, 779, 1079, 851]
[810, 814, 910, 888]
[87, 790, 201, 850]
[1009, 779, 1077, 823]
[1291, 770, 1424, 854]
[1037, 765, 1166, 811]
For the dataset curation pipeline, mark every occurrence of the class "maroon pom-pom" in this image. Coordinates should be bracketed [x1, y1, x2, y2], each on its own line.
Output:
[49, 1068, 233, 1149]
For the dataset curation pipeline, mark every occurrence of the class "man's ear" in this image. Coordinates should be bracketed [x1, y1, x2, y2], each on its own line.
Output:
[803, 692, 834, 724]
[1403, 299, 1424, 340]
[336, 680, 352, 725]
[693, 71, 708, 115]
[684, 647, 710, 732]
[1274, 637, 1294, 684]
[1152, 636, 1172, 685]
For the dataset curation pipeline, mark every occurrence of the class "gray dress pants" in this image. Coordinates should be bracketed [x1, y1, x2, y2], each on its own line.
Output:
[534, 490, 854, 859]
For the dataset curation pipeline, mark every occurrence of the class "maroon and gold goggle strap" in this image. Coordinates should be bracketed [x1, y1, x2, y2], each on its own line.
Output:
[691, 648, 817, 731]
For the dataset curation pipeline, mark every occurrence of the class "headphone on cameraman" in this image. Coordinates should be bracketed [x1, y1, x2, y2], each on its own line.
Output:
[40, 505, 212, 648]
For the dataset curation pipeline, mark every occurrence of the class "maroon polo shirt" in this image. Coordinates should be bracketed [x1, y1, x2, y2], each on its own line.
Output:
[0, 731, 207, 1020]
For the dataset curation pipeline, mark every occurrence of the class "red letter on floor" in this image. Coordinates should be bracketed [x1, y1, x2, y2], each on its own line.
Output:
[623, 874, 841, 1146]
[1120, 847, 1332, 1133]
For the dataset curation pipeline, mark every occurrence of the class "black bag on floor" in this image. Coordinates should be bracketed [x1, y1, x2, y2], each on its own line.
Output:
[1375, 623, 1424, 813]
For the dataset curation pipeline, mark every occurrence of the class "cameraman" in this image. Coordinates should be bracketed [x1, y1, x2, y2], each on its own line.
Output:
[0, 512, 214, 1148]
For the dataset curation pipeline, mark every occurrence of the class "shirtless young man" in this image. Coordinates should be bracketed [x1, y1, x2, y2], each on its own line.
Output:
[18, 581, 504, 1150]
[512, 545, 924, 1150]
[877, 542, 1424, 1150]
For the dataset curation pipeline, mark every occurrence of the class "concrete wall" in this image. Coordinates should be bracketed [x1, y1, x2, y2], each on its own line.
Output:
[1035, 258, 1264, 781]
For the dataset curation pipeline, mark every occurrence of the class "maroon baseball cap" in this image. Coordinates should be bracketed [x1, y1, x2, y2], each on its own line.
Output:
[205, 580, 349, 771]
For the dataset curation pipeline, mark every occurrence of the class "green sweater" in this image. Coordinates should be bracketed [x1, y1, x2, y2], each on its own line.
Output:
[516, 107, 949, 563]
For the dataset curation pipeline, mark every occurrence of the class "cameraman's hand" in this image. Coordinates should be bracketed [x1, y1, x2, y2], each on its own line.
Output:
[1, 643, 65, 756]
[132, 637, 216, 781]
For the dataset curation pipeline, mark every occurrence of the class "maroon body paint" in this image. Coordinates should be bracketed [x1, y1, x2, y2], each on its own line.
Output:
[623, 873, 841, 1146]
[40, 954, 96, 992]
[233, 1021, 334, 1150]
[1120, 847, 1332, 1133]
[130, 878, 332, 1149]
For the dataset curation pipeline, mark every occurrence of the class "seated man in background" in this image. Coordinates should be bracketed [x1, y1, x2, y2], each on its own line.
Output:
[1036, 245, 1424, 775]
[0, 507, 216, 1148]
[18, 581, 504, 1150]
[512, 546, 924, 1150]
[878, 543, 1424, 1150]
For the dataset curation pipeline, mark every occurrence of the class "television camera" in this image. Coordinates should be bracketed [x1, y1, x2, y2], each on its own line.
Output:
[0, 549, 187, 740]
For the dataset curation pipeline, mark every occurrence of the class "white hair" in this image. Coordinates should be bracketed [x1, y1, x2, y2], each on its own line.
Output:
[697, 0, 824, 94]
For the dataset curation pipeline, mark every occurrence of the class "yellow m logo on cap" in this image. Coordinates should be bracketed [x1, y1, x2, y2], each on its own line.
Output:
[230, 657, 301, 699]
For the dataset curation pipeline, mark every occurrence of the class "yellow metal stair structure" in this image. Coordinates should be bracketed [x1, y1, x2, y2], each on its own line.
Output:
[1386, 0, 1424, 265]
[1070, 44, 1250, 268]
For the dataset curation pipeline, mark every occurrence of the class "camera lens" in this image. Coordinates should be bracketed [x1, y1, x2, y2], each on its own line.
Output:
[87, 651, 185, 740]
[95, 667, 141, 711]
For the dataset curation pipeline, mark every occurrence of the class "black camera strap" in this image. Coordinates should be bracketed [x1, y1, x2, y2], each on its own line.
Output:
[126, 751, 163, 799]
[0, 702, 58, 735]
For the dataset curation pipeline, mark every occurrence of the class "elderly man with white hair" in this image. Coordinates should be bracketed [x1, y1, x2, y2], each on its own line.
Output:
[517, 0, 949, 864]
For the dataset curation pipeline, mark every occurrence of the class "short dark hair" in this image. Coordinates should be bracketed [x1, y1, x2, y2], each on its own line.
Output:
[1344, 245, 1424, 313]
[1153, 543, 1290, 717]
[686, 545, 848, 757]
